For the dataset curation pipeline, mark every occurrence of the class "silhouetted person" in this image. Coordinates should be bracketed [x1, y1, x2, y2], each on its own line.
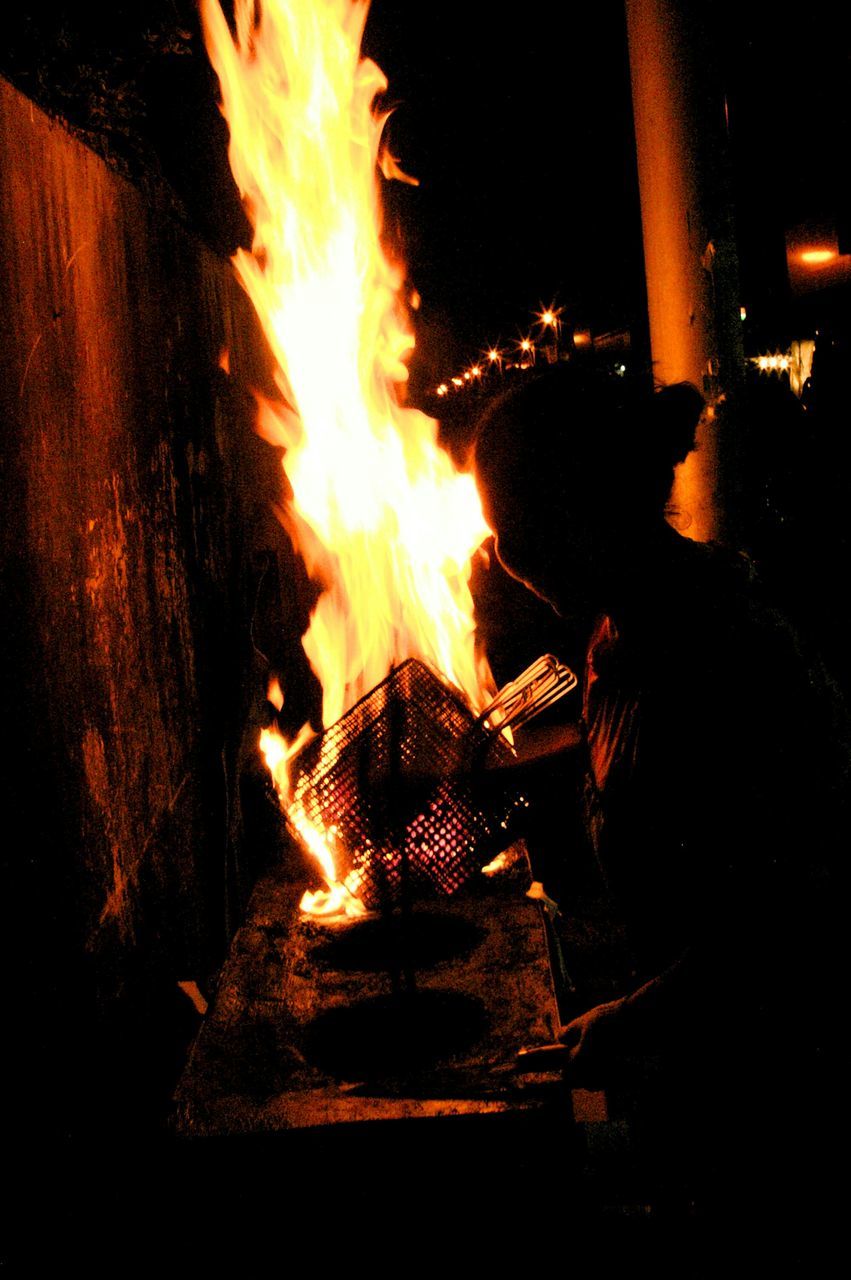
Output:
[474, 365, 845, 1226]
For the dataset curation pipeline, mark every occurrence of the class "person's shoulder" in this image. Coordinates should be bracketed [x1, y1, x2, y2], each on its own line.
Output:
[692, 540, 849, 762]
[682, 537, 759, 602]
[666, 538, 824, 719]
[679, 537, 795, 645]
[668, 537, 767, 649]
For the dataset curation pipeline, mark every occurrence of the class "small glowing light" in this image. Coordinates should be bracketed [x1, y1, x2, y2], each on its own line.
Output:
[799, 248, 837, 265]
[572, 330, 591, 347]
[451, 376, 463, 387]
[463, 371, 471, 381]
[409, 289, 421, 310]
[752, 350, 792, 375]
[740, 305, 747, 321]
[436, 384, 448, 396]
[535, 303, 562, 331]
[487, 348, 500, 362]
[520, 338, 531, 352]
[470, 365, 481, 378]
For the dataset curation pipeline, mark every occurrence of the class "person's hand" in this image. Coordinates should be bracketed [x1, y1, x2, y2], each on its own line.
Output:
[558, 998, 630, 1087]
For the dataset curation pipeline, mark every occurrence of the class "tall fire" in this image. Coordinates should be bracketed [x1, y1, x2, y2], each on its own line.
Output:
[201, 0, 495, 915]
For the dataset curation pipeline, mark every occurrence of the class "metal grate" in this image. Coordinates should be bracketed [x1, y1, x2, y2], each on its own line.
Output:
[287, 659, 527, 905]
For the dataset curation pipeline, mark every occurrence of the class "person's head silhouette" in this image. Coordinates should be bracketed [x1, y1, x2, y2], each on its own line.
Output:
[474, 366, 704, 613]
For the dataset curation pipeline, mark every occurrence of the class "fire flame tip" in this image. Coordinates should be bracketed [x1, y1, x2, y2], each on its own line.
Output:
[267, 677, 285, 711]
[378, 148, 421, 188]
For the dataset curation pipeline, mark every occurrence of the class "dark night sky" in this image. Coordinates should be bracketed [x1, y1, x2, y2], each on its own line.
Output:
[4, 1, 848, 386]
[4, 1, 646, 393]
[363, 0, 645, 385]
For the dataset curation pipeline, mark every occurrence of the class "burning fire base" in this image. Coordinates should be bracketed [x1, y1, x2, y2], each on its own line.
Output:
[286, 658, 530, 912]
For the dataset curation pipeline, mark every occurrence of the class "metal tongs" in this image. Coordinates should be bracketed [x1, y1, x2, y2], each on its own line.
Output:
[475, 654, 578, 737]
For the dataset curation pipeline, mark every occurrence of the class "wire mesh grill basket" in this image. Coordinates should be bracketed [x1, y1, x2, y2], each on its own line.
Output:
[287, 656, 576, 905]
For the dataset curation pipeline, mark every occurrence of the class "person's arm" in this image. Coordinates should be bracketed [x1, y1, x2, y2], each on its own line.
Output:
[557, 941, 732, 1087]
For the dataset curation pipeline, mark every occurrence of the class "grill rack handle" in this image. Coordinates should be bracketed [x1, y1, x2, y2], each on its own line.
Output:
[475, 654, 578, 736]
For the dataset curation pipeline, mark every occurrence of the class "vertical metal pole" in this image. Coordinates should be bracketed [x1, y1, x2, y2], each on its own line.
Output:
[625, 0, 744, 543]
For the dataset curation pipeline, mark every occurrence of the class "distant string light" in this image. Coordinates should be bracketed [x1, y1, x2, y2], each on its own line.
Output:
[752, 352, 791, 373]
[433, 300, 583, 395]
[535, 302, 562, 334]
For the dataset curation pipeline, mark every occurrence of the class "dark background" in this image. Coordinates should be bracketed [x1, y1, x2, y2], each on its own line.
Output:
[5, 1, 848, 369]
[3, 2, 648, 373]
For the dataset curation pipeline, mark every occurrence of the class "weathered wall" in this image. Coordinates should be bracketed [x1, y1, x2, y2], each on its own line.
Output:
[0, 76, 298, 1132]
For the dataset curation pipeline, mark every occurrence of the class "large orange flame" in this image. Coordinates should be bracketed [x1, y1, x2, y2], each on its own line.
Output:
[202, 0, 493, 912]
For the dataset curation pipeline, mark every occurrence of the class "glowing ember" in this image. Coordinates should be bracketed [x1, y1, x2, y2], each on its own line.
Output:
[202, 1, 494, 912]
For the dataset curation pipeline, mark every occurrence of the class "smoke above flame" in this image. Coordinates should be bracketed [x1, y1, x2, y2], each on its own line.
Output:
[202, 0, 493, 909]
